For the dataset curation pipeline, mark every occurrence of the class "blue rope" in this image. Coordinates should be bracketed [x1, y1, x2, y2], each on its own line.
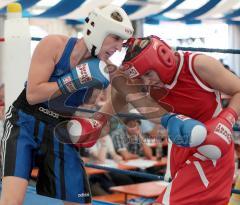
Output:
[85, 163, 164, 181]
[176, 46, 240, 54]
[232, 189, 240, 194]
[31, 37, 42, 41]
[31, 37, 240, 54]
[73, 107, 240, 132]
[234, 124, 240, 132]
[76, 107, 146, 120]
[85, 163, 240, 194]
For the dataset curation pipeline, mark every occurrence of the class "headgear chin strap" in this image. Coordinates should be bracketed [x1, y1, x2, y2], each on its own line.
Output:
[122, 35, 177, 84]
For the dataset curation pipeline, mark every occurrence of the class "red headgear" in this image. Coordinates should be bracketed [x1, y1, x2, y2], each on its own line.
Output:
[122, 35, 177, 84]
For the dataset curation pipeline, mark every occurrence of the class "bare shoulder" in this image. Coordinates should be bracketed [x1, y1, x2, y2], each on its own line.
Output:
[194, 54, 222, 72]
[193, 53, 240, 94]
[32, 35, 69, 62]
[38, 34, 68, 50]
[192, 53, 226, 80]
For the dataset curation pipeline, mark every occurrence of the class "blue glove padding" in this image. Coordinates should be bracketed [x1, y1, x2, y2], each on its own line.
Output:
[161, 113, 207, 147]
[57, 58, 110, 94]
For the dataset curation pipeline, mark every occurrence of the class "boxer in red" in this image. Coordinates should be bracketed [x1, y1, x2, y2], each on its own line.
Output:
[120, 35, 240, 205]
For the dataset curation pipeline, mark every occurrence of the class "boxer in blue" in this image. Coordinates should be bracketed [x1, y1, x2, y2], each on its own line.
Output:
[0, 5, 133, 205]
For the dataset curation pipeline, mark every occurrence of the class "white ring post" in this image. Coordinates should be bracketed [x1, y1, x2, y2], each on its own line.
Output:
[2, 3, 31, 109]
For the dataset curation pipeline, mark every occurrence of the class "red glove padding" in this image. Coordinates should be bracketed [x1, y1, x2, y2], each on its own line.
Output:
[197, 107, 238, 160]
[67, 113, 108, 148]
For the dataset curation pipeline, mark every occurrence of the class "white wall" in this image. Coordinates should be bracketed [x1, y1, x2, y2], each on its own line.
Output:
[29, 19, 77, 36]
[0, 17, 79, 110]
[143, 22, 240, 75]
[132, 19, 144, 37]
[2, 16, 31, 109]
[228, 25, 240, 76]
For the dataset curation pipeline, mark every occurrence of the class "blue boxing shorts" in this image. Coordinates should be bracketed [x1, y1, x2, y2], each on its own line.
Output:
[1, 101, 91, 203]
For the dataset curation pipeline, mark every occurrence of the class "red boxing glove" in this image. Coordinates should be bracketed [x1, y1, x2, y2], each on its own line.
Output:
[67, 113, 108, 148]
[197, 107, 238, 160]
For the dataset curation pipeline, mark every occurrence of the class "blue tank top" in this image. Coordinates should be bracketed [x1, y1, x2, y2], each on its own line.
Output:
[47, 37, 92, 108]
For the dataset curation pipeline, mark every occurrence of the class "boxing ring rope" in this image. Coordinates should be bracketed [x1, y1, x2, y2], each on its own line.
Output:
[31, 37, 42, 41]
[2, 36, 240, 54]
[84, 163, 240, 194]
[74, 107, 240, 132]
[175, 46, 240, 54]
[85, 162, 165, 181]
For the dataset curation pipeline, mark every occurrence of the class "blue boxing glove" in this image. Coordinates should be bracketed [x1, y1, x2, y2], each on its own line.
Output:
[57, 58, 111, 94]
[161, 113, 207, 147]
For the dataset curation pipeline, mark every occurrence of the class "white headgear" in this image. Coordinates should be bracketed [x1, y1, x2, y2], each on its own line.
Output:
[83, 5, 134, 56]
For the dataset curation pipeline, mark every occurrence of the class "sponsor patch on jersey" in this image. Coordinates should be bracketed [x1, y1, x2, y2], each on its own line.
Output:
[214, 123, 232, 144]
[124, 66, 140, 78]
[39, 107, 59, 119]
[76, 63, 92, 84]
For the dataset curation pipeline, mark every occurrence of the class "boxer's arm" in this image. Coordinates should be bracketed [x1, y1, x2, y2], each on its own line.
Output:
[27, 35, 110, 105]
[192, 55, 240, 159]
[27, 35, 65, 105]
[194, 54, 240, 115]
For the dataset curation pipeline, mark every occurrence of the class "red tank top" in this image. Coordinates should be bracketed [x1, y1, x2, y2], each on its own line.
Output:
[150, 52, 225, 177]
[150, 51, 222, 123]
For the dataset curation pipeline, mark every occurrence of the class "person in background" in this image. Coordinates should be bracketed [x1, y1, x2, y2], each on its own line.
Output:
[87, 122, 126, 196]
[111, 116, 154, 160]
[88, 122, 123, 163]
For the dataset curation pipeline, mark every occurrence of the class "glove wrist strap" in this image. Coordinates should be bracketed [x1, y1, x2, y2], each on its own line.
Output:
[220, 107, 238, 127]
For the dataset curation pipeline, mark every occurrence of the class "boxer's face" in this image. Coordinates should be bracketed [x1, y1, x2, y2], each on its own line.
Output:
[141, 70, 164, 87]
[98, 34, 123, 60]
[126, 120, 141, 135]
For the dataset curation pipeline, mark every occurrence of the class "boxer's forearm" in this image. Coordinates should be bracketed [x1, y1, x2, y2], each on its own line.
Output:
[111, 72, 167, 123]
[98, 86, 127, 119]
[228, 92, 240, 116]
[26, 82, 61, 105]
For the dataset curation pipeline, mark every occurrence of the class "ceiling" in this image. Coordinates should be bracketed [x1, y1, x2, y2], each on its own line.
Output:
[0, 0, 240, 25]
